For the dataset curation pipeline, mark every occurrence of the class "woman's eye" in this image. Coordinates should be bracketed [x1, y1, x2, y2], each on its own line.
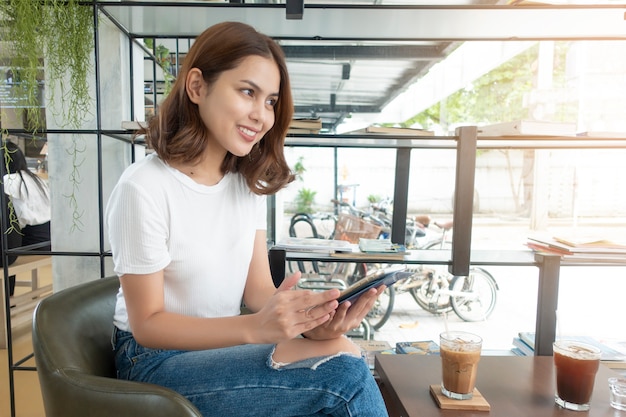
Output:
[242, 88, 254, 97]
[266, 97, 277, 107]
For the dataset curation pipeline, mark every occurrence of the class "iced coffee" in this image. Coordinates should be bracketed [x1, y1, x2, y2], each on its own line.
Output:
[439, 331, 482, 400]
[553, 340, 601, 411]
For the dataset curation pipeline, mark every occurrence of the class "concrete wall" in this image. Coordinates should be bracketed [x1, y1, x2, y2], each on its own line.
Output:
[47, 17, 144, 291]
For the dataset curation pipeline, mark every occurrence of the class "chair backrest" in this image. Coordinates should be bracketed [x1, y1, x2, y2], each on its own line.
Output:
[33, 276, 118, 378]
[33, 276, 202, 417]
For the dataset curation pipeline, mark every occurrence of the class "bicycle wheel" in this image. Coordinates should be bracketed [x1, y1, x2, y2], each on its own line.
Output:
[287, 213, 319, 274]
[409, 238, 453, 314]
[367, 285, 395, 330]
[450, 267, 498, 322]
[409, 268, 453, 314]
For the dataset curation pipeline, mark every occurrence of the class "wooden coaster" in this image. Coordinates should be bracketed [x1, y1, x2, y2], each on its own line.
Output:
[429, 384, 491, 411]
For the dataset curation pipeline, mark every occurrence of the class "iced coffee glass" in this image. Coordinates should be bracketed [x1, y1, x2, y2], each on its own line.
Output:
[440, 331, 482, 400]
[553, 340, 602, 411]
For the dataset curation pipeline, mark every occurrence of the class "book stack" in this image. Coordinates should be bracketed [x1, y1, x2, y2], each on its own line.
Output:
[348, 125, 434, 137]
[478, 120, 577, 137]
[351, 339, 395, 370]
[526, 235, 626, 263]
[288, 118, 322, 134]
[358, 238, 407, 254]
[512, 332, 626, 369]
[576, 131, 626, 138]
[273, 237, 353, 253]
[331, 238, 408, 260]
[511, 334, 535, 357]
[396, 340, 440, 355]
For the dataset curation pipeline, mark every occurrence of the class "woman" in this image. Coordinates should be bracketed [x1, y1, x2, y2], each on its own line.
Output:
[3, 142, 51, 246]
[2, 141, 51, 296]
[106, 22, 389, 417]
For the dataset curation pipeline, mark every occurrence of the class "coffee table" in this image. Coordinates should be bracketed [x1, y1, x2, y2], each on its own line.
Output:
[375, 355, 621, 417]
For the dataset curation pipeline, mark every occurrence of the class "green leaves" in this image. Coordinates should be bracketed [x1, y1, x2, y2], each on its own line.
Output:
[0, 0, 94, 131]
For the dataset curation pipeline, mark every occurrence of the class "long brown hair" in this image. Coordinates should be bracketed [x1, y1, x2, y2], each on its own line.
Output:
[141, 22, 294, 194]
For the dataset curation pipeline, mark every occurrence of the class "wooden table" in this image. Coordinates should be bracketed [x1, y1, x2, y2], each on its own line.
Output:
[375, 355, 622, 417]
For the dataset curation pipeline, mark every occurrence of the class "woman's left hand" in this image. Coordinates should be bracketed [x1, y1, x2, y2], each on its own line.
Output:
[301, 285, 386, 340]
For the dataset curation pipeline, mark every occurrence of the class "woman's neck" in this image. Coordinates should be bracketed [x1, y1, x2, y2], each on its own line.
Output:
[170, 152, 225, 186]
[178, 165, 224, 186]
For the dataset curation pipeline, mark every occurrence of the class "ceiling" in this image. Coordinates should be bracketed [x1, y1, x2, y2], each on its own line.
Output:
[100, 1, 626, 133]
[283, 39, 459, 132]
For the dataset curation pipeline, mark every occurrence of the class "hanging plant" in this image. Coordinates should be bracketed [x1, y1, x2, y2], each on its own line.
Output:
[144, 39, 176, 98]
[0, 0, 94, 231]
[0, 0, 94, 130]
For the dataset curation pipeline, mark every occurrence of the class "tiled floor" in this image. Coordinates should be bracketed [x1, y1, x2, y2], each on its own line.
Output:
[1, 266, 50, 417]
[0, 329, 44, 417]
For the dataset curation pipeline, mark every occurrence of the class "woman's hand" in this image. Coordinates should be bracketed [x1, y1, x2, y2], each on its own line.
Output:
[251, 272, 342, 344]
[301, 285, 386, 341]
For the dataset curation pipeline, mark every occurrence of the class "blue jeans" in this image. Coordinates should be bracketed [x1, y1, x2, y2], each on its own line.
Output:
[113, 328, 388, 417]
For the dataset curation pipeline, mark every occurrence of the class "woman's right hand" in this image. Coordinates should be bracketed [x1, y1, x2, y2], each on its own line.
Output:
[252, 272, 341, 344]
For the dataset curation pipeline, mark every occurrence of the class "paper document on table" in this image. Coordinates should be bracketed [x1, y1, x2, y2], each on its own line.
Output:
[552, 236, 626, 249]
[358, 238, 406, 254]
[274, 237, 354, 253]
[527, 236, 626, 255]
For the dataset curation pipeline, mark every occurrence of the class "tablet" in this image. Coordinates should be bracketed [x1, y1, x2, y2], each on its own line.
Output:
[338, 267, 413, 304]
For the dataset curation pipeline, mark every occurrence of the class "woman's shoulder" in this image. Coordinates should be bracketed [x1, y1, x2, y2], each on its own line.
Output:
[2, 172, 24, 194]
[119, 154, 167, 182]
[112, 155, 173, 198]
[2, 172, 20, 182]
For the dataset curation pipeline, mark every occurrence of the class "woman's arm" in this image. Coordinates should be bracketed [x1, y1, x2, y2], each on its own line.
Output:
[241, 230, 283, 312]
[121, 271, 261, 350]
[2, 173, 21, 199]
[122, 231, 342, 351]
[242, 230, 385, 342]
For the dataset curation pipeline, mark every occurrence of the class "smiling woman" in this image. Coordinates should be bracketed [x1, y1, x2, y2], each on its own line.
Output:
[183, 55, 280, 165]
[106, 21, 389, 417]
[143, 21, 294, 195]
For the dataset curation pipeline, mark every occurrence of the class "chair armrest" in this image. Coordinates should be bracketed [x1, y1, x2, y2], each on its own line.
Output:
[39, 369, 202, 417]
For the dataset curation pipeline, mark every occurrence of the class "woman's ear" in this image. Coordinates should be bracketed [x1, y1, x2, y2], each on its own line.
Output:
[186, 68, 204, 104]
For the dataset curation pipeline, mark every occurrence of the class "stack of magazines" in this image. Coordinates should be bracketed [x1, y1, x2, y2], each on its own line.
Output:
[358, 238, 406, 254]
[526, 235, 626, 263]
[274, 237, 353, 253]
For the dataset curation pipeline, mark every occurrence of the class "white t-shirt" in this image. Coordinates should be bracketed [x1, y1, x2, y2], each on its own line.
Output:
[106, 154, 267, 332]
[2, 172, 51, 228]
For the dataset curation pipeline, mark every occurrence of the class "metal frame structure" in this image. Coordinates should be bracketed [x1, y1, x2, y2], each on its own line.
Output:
[2, 2, 626, 416]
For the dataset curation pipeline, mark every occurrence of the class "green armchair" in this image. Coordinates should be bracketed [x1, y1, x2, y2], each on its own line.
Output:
[32, 276, 202, 417]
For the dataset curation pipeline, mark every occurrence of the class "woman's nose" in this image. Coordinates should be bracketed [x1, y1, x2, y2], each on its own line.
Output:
[250, 100, 271, 124]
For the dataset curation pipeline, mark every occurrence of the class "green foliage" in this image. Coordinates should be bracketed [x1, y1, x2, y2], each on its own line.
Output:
[405, 44, 576, 129]
[1, 142, 21, 235]
[64, 134, 86, 232]
[0, 0, 94, 130]
[0, 1, 94, 232]
[295, 188, 317, 214]
[404, 43, 577, 216]
[144, 39, 175, 97]
[367, 194, 382, 204]
[292, 156, 306, 181]
[290, 156, 316, 212]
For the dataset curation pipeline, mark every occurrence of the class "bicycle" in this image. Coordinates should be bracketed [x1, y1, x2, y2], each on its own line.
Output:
[288, 204, 500, 326]
[286, 203, 395, 330]
[287, 200, 386, 277]
[388, 218, 499, 322]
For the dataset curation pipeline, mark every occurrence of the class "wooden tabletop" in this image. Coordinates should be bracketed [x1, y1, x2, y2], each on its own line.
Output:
[375, 355, 622, 417]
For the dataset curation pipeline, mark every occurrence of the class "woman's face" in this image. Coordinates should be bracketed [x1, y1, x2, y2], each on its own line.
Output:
[197, 55, 281, 158]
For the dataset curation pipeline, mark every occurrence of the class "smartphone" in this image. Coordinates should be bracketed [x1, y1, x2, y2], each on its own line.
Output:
[338, 267, 412, 304]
